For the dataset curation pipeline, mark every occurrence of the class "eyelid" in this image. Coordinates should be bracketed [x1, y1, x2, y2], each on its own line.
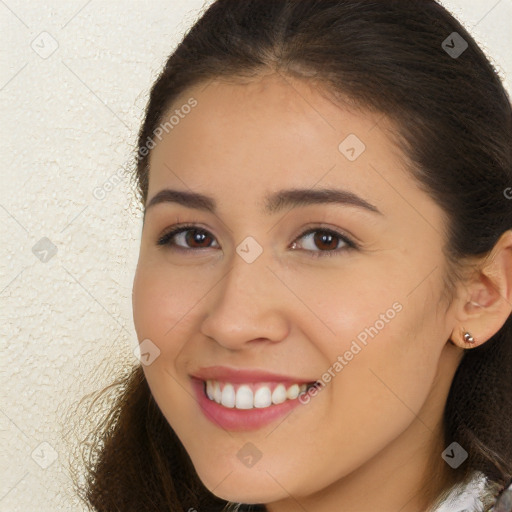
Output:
[156, 215, 212, 242]
[291, 222, 358, 246]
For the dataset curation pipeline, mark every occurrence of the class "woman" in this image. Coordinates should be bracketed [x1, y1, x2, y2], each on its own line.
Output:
[72, 1, 512, 511]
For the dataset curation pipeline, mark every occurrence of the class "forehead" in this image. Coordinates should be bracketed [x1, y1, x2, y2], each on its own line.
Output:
[151, 73, 399, 160]
[146, 73, 423, 219]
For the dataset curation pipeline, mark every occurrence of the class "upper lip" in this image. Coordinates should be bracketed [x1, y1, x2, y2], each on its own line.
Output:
[190, 365, 315, 384]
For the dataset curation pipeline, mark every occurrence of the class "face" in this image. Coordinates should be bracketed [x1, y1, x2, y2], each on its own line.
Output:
[132, 73, 462, 505]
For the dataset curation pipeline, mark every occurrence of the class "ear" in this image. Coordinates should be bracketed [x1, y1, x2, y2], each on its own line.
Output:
[449, 229, 512, 349]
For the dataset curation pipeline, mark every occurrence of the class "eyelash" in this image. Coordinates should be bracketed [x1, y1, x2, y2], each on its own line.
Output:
[156, 222, 358, 258]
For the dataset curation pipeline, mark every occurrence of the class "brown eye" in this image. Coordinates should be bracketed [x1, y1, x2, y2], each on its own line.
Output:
[312, 231, 340, 251]
[291, 228, 356, 258]
[183, 229, 214, 248]
[157, 225, 219, 250]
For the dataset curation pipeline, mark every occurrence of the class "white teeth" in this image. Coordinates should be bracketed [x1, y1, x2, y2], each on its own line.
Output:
[235, 385, 253, 409]
[253, 386, 272, 408]
[271, 384, 287, 405]
[221, 383, 235, 408]
[205, 380, 310, 409]
[286, 383, 300, 400]
[213, 381, 222, 403]
[206, 380, 214, 400]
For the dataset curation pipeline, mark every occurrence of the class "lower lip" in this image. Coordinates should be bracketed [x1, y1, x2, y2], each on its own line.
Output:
[191, 378, 308, 431]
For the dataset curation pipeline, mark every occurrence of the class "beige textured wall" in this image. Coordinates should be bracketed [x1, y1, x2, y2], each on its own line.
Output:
[0, 1, 510, 510]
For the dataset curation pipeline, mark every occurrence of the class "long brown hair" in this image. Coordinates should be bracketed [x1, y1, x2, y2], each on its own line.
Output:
[67, 1, 512, 510]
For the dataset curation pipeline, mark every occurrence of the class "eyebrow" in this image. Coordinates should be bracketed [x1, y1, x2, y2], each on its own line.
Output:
[145, 187, 383, 217]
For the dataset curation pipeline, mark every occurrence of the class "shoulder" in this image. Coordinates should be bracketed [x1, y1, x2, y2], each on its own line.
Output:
[433, 472, 512, 512]
[492, 480, 512, 512]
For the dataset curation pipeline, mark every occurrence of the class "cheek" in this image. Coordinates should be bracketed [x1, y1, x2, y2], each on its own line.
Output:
[274, 317, 440, 497]
[132, 267, 166, 346]
[300, 270, 442, 441]
[322, 302, 442, 462]
[304, 264, 405, 363]
[132, 262, 198, 353]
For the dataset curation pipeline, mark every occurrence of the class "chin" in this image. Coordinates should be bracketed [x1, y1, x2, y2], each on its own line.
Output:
[196, 466, 286, 504]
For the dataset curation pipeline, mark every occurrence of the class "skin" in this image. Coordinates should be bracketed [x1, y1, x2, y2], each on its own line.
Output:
[131, 72, 512, 512]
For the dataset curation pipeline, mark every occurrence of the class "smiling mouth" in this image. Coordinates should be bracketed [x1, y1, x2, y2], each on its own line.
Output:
[202, 379, 320, 410]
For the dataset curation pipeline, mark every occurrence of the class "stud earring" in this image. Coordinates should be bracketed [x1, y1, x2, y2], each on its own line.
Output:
[463, 332, 475, 344]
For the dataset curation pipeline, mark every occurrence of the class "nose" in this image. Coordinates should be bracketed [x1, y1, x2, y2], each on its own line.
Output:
[199, 252, 290, 350]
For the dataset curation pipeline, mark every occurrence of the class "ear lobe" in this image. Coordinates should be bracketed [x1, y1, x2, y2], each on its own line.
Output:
[450, 230, 512, 348]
